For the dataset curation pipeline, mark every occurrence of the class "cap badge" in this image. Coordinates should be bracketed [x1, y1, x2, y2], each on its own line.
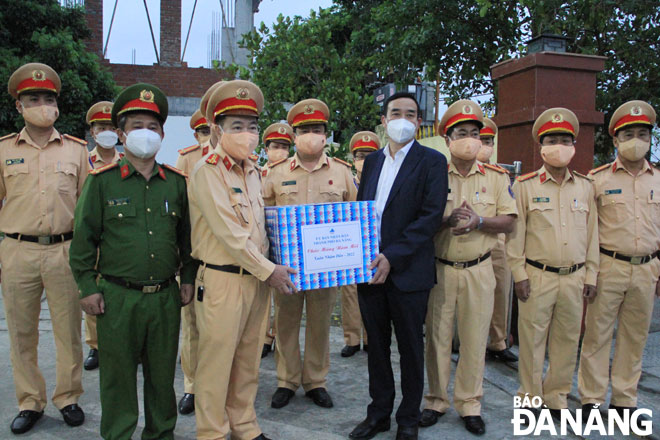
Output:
[103, 106, 111, 113]
[139, 90, 154, 103]
[278, 126, 287, 134]
[362, 135, 370, 142]
[236, 87, 250, 100]
[463, 105, 473, 114]
[304, 104, 315, 115]
[32, 70, 46, 82]
[552, 113, 564, 123]
[631, 105, 642, 116]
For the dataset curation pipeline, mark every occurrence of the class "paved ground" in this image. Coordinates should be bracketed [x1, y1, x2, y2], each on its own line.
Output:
[0, 292, 659, 440]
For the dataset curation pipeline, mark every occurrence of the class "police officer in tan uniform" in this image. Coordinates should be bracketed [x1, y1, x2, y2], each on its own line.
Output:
[82, 100, 123, 371]
[507, 108, 599, 420]
[173, 108, 211, 415]
[263, 99, 358, 409]
[421, 100, 517, 436]
[260, 122, 294, 358]
[477, 118, 518, 363]
[578, 101, 660, 421]
[340, 131, 380, 358]
[188, 79, 295, 440]
[0, 63, 90, 434]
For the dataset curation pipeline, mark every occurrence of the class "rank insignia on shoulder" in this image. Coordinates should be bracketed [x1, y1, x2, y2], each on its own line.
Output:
[574, 171, 590, 180]
[89, 162, 119, 175]
[162, 164, 188, 178]
[63, 134, 88, 145]
[589, 163, 612, 175]
[270, 158, 287, 168]
[484, 163, 507, 174]
[0, 133, 18, 142]
[178, 144, 200, 155]
[333, 157, 351, 167]
[206, 153, 220, 165]
[517, 171, 538, 182]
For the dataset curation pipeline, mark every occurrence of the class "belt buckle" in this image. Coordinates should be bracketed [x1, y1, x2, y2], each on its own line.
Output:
[142, 285, 159, 293]
[453, 261, 466, 269]
[37, 236, 52, 245]
[558, 267, 571, 276]
[630, 256, 644, 265]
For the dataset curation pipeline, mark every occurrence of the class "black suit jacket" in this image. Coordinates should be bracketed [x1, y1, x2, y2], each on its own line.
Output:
[357, 140, 448, 292]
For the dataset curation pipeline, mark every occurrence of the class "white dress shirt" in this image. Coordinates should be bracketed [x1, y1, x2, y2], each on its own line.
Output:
[374, 140, 414, 238]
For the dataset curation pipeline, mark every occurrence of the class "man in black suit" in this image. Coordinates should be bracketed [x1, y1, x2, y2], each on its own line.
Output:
[349, 92, 448, 440]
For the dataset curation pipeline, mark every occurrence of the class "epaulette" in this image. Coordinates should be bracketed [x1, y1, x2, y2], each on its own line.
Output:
[178, 144, 200, 155]
[162, 164, 188, 178]
[270, 157, 288, 168]
[484, 163, 507, 174]
[0, 133, 18, 142]
[589, 163, 611, 175]
[516, 171, 538, 182]
[63, 134, 88, 145]
[89, 162, 119, 175]
[206, 153, 220, 165]
[248, 154, 259, 162]
[333, 157, 352, 168]
[574, 171, 591, 180]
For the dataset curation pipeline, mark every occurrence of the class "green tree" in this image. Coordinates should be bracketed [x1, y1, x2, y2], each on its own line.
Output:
[0, 0, 117, 138]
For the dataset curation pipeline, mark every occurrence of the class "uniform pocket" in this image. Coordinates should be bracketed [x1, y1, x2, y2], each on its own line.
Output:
[599, 192, 627, 222]
[230, 193, 250, 226]
[570, 201, 589, 229]
[3, 162, 29, 195]
[103, 204, 137, 222]
[277, 184, 299, 205]
[528, 202, 554, 230]
[647, 192, 660, 223]
[55, 161, 79, 194]
[319, 184, 343, 203]
[471, 194, 496, 217]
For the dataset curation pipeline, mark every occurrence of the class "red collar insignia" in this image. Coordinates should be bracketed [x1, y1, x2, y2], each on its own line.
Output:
[223, 156, 231, 171]
[120, 164, 130, 179]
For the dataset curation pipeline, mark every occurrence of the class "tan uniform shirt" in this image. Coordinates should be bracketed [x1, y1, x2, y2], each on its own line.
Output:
[590, 157, 660, 257]
[188, 146, 275, 282]
[435, 161, 518, 261]
[88, 146, 123, 170]
[0, 128, 90, 235]
[263, 152, 357, 206]
[507, 165, 599, 285]
[175, 141, 211, 177]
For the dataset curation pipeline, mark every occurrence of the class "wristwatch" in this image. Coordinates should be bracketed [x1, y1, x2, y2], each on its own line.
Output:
[476, 216, 484, 230]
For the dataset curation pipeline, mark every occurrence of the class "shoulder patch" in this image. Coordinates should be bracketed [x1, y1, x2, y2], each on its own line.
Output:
[162, 164, 188, 178]
[248, 154, 259, 162]
[178, 144, 200, 155]
[573, 171, 591, 180]
[516, 171, 538, 182]
[63, 134, 88, 145]
[0, 133, 18, 142]
[588, 163, 612, 175]
[333, 157, 352, 168]
[89, 162, 119, 175]
[484, 163, 506, 174]
[205, 153, 220, 165]
[270, 157, 288, 168]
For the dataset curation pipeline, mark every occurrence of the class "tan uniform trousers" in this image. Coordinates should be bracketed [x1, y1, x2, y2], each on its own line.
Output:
[425, 259, 495, 416]
[194, 266, 269, 440]
[265, 289, 277, 345]
[341, 284, 367, 346]
[487, 237, 511, 351]
[180, 300, 198, 394]
[274, 287, 337, 392]
[0, 238, 83, 411]
[518, 263, 584, 409]
[84, 313, 97, 349]
[578, 255, 660, 407]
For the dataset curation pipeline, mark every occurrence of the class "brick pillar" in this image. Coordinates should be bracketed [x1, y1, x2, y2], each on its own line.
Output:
[160, 0, 182, 66]
[491, 52, 606, 174]
[84, 0, 104, 57]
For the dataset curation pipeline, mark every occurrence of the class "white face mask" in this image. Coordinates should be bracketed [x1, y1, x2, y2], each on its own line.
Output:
[386, 118, 417, 144]
[123, 128, 162, 159]
[617, 138, 650, 162]
[95, 130, 118, 149]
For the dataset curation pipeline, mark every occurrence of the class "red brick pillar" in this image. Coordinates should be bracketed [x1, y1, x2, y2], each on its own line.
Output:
[160, 0, 182, 66]
[491, 52, 606, 174]
[84, 0, 104, 57]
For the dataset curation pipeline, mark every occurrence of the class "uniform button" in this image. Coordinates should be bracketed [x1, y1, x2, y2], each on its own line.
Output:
[146, 185, 150, 190]
[562, 222, 566, 226]
[150, 254, 155, 259]
[118, 213, 123, 218]
[147, 208, 151, 213]
[41, 190, 45, 194]
[172, 211, 176, 216]
[564, 242, 568, 245]
[149, 231, 153, 235]
[150, 276, 154, 280]
[636, 216, 640, 219]
[636, 237, 640, 240]
[636, 196, 639, 200]
[561, 204, 564, 208]
[40, 169, 44, 173]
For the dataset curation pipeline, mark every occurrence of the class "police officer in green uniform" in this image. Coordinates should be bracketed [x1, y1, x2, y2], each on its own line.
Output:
[69, 83, 196, 440]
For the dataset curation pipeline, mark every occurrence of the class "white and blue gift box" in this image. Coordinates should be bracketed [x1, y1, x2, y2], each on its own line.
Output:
[265, 201, 379, 291]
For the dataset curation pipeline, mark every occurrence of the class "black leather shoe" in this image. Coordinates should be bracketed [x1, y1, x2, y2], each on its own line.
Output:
[419, 408, 444, 427]
[581, 404, 600, 423]
[462, 415, 485, 435]
[305, 388, 333, 408]
[546, 407, 564, 421]
[608, 404, 647, 422]
[261, 342, 273, 359]
[271, 387, 295, 409]
[178, 393, 195, 415]
[349, 417, 390, 439]
[395, 425, 418, 440]
[362, 344, 368, 352]
[10, 410, 43, 434]
[252, 434, 272, 440]
[341, 344, 360, 357]
[486, 348, 518, 362]
[60, 403, 85, 426]
[84, 348, 99, 370]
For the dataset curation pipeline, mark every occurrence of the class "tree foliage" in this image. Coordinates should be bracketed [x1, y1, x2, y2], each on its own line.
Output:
[0, 0, 117, 138]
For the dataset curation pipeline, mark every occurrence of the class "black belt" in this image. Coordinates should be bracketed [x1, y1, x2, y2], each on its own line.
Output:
[600, 247, 658, 265]
[5, 232, 73, 245]
[437, 251, 491, 269]
[204, 263, 252, 276]
[102, 274, 177, 293]
[526, 259, 584, 275]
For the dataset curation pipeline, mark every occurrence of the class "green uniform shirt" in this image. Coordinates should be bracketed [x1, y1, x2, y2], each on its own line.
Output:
[70, 157, 197, 297]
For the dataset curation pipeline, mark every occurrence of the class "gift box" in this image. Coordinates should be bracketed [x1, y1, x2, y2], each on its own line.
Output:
[265, 201, 379, 291]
